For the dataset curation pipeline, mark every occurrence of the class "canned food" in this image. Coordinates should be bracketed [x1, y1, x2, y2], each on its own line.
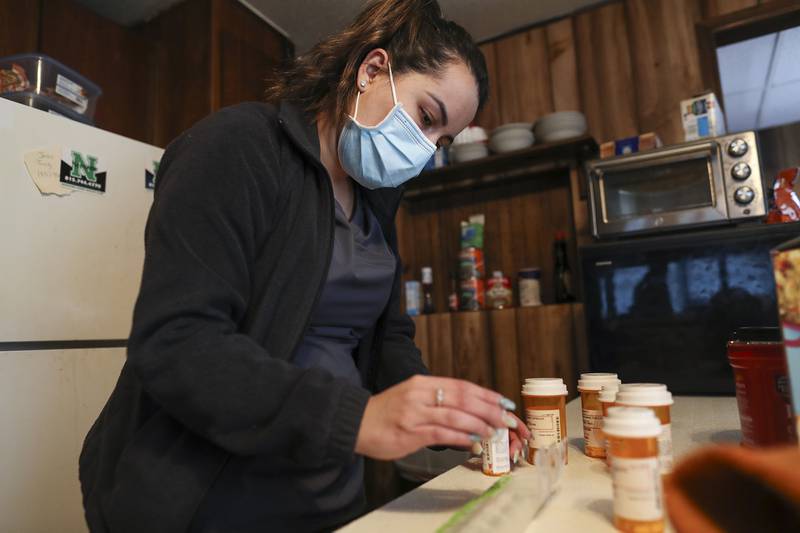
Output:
[459, 277, 485, 311]
[459, 247, 485, 279]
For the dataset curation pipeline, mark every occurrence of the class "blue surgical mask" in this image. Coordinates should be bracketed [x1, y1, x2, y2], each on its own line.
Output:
[337, 62, 437, 189]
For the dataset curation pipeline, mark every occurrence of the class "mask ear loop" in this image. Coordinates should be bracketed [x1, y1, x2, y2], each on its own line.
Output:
[352, 60, 398, 121]
[352, 91, 361, 122]
[387, 61, 398, 106]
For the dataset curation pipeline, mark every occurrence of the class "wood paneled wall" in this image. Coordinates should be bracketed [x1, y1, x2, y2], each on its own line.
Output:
[0, 0, 290, 146]
[413, 304, 587, 412]
[474, 0, 779, 145]
[39, 0, 155, 144]
[0, 0, 39, 57]
[143, 0, 291, 147]
[400, 172, 578, 313]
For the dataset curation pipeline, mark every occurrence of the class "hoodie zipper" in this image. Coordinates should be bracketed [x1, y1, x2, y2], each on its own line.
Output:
[277, 117, 336, 364]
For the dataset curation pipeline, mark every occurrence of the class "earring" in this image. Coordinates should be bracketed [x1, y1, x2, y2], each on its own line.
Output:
[359, 80, 366, 88]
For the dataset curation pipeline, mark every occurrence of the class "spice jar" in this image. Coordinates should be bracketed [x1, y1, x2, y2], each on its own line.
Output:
[604, 407, 665, 533]
[615, 383, 674, 475]
[578, 373, 621, 458]
[521, 377, 568, 464]
[518, 268, 542, 307]
[481, 427, 510, 476]
[487, 271, 513, 309]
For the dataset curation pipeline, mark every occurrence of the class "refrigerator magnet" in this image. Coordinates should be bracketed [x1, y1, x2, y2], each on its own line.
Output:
[145, 159, 159, 190]
[59, 148, 107, 193]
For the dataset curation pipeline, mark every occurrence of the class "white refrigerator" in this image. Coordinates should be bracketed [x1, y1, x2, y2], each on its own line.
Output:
[0, 97, 164, 532]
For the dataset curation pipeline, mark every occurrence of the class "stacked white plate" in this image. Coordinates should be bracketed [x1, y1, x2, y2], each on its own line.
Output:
[450, 126, 489, 163]
[489, 122, 534, 153]
[534, 111, 587, 143]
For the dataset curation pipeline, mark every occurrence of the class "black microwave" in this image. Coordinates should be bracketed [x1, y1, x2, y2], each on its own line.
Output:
[587, 132, 766, 239]
[579, 222, 800, 394]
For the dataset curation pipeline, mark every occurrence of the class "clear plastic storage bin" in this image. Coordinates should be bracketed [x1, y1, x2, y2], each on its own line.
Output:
[0, 53, 102, 120]
[2, 90, 93, 124]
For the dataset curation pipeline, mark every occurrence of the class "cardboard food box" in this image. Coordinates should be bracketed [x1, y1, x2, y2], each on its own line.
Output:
[681, 91, 727, 141]
[600, 132, 663, 159]
[771, 236, 800, 443]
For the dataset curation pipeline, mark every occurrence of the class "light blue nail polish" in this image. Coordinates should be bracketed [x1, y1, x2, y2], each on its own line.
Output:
[500, 397, 516, 411]
[469, 433, 482, 443]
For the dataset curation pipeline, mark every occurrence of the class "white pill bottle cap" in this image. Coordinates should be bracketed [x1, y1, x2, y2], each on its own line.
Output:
[615, 383, 674, 407]
[578, 372, 621, 392]
[599, 384, 620, 403]
[522, 377, 568, 396]
[603, 406, 663, 438]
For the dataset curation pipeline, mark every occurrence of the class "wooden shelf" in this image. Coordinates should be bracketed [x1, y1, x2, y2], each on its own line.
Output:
[405, 135, 598, 200]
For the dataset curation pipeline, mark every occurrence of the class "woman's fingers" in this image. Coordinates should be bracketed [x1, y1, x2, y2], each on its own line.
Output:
[415, 424, 474, 449]
[508, 430, 525, 463]
[422, 406, 495, 439]
[509, 412, 530, 440]
[412, 377, 511, 430]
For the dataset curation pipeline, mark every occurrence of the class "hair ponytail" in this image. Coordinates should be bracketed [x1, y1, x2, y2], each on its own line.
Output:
[266, 0, 488, 130]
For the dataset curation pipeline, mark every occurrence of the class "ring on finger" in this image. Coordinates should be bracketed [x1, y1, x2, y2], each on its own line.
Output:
[435, 387, 445, 407]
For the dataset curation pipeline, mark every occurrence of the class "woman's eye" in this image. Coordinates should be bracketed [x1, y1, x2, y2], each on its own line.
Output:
[421, 109, 433, 127]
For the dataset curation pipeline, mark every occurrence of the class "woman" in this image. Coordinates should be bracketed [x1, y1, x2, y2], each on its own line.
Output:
[79, 0, 529, 531]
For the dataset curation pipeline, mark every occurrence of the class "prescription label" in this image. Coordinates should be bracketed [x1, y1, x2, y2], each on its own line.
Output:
[611, 456, 663, 521]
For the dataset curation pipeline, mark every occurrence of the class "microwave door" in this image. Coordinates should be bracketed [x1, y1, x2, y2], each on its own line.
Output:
[592, 142, 728, 237]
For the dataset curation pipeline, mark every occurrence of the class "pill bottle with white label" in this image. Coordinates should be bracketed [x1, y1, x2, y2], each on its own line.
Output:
[521, 378, 568, 465]
[615, 383, 674, 475]
[599, 383, 620, 465]
[604, 406, 665, 533]
[481, 427, 510, 476]
[577, 373, 621, 458]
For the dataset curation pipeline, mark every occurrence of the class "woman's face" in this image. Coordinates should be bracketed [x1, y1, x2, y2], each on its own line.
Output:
[352, 51, 480, 148]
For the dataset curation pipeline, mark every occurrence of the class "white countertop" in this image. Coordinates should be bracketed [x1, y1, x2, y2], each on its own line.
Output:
[341, 396, 741, 533]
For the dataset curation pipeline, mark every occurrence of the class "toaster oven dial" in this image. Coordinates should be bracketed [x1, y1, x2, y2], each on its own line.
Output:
[734, 186, 755, 205]
[728, 138, 749, 157]
[731, 162, 752, 180]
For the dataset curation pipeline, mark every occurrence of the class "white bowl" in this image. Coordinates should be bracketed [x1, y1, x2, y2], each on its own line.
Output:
[450, 142, 488, 163]
[453, 126, 488, 145]
[491, 128, 534, 143]
[489, 129, 534, 152]
[538, 128, 587, 143]
[534, 111, 587, 140]
[492, 122, 533, 135]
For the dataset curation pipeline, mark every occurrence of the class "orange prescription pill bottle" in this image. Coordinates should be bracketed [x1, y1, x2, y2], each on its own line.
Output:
[605, 407, 665, 533]
[522, 378, 568, 464]
[600, 383, 620, 464]
[578, 373, 621, 458]
[481, 427, 510, 476]
[615, 383, 674, 475]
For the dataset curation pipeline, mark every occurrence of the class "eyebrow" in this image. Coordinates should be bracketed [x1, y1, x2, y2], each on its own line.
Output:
[426, 91, 448, 127]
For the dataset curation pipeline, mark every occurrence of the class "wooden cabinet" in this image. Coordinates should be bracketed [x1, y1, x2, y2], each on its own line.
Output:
[477, 0, 777, 146]
[400, 137, 596, 311]
[0, 0, 38, 57]
[0, 0, 154, 143]
[144, 0, 291, 147]
[0, 0, 291, 146]
[39, 0, 156, 144]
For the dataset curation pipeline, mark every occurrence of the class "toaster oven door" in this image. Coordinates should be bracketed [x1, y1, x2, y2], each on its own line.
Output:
[589, 142, 728, 238]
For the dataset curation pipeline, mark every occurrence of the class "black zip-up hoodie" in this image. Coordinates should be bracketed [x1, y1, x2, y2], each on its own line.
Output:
[79, 101, 428, 533]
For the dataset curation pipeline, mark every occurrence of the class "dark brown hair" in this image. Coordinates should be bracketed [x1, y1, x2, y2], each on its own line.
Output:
[266, 0, 488, 129]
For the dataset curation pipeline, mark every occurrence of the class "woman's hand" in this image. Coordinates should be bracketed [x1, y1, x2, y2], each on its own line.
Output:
[355, 375, 530, 461]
